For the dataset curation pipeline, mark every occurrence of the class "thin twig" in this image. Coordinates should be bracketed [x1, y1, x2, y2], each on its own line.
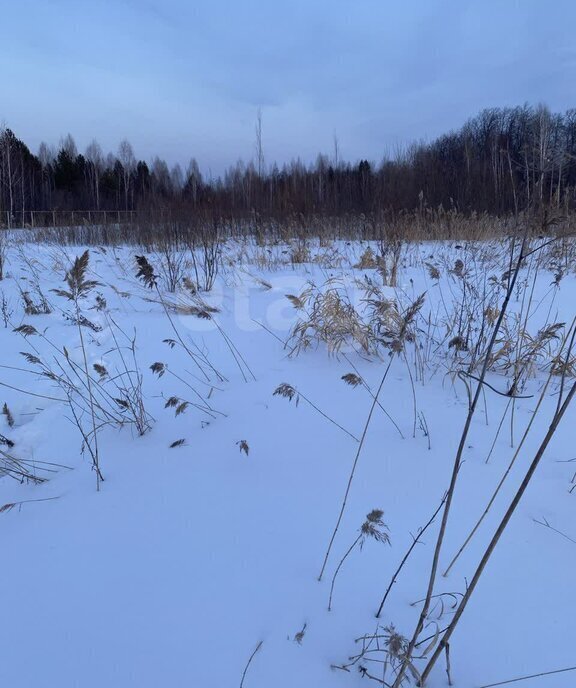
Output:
[533, 516, 576, 546]
[376, 493, 447, 618]
[239, 640, 264, 688]
[458, 371, 533, 399]
[394, 233, 529, 687]
[478, 665, 576, 688]
[0, 380, 66, 402]
[329, 534, 362, 611]
[318, 355, 394, 581]
[299, 391, 359, 443]
[342, 352, 405, 439]
[421, 377, 576, 682]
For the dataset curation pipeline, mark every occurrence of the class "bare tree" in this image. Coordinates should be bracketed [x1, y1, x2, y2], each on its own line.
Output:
[59, 133, 78, 159]
[151, 157, 172, 198]
[85, 139, 104, 209]
[37, 141, 55, 210]
[333, 132, 340, 167]
[118, 139, 136, 210]
[186, 158, 202, 207]
[37, 142, 54, 168]
[170, 164, 184, 194]
[0, 124, 19, 221]
[255, 108, 264, 178]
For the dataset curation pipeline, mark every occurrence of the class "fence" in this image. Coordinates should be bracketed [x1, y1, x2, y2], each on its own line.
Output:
[0, 210, 137, 229]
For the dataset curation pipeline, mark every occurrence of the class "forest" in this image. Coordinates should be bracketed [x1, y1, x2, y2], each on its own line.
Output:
[2, 103, 576, 223]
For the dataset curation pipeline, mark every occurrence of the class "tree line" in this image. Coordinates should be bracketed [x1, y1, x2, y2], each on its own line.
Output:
[1, 103, 576, 221]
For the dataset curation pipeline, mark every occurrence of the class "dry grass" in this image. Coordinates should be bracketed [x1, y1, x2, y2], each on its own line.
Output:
[286, 279, 374, 356]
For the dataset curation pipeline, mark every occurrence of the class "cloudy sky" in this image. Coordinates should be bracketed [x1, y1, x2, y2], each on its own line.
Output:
[2, 0, 575, 175]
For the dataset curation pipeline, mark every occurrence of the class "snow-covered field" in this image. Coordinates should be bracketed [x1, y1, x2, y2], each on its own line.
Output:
[0, 235, 574, 687]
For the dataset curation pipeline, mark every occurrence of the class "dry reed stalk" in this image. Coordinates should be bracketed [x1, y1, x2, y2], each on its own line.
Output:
[420, 372, 576, 683]
[318, 293, 425, 582]
[392, 233, 530, 687]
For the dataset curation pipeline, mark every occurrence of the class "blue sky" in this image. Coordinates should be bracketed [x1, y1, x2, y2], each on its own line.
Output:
[2, 0, 575, 175]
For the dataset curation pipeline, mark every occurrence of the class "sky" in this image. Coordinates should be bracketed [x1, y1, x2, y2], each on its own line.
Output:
[2, 0, 576, 176]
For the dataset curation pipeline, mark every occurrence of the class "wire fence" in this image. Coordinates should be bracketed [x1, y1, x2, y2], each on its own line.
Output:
[0, 210, 137, 229]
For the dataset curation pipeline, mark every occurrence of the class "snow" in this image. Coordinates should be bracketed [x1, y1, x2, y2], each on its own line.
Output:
[0, 237, 574, 687]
